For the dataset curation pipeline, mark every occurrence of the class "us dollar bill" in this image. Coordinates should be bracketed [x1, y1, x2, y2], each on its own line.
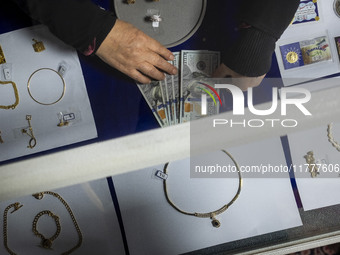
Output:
[180, 50, 220, 123]
[137, 81, 169, 127]
[167, 52, 180, 125]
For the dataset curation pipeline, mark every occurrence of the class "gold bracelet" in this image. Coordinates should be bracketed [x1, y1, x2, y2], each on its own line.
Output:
[327, 123, 340, 152]
[0, 81, 19, 110]
[32, 210, 61, 249]
[27, 68, 65, 105]
[3, 202, 24, 255]
[33, 191, 82, 255]
[163, 150, 242, 228]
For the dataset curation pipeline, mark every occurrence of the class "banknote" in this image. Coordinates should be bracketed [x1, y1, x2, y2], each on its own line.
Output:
[138, 81, 169, 127]
[169, 52, 180, 125]
[180, 50, 220, 123]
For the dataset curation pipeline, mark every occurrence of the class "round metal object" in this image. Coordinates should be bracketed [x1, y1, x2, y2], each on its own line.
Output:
[27, 68, 65, 105]
[334, 0, 340, 18]
[114, 0, 207, 48]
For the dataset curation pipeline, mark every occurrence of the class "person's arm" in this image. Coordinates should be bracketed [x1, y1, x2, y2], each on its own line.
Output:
[11, 0, 177, 83]
[214, 0, 300, 90]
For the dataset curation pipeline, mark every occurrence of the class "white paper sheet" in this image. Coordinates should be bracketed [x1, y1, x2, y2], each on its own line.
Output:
[288, 122, 340, 211]
[113, 138, 302, 255]
[0, 178, 126, 255]
[0, 25, 97, 162]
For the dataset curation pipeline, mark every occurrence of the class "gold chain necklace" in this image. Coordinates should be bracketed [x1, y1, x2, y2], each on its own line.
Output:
[327, 123, 340, 152]
[163, 150, 242, 228]
[32, 210, 61, 249]
[0, 81, 19, 110]
[3, 202, 24, 255]
[32, 191, 83, 255]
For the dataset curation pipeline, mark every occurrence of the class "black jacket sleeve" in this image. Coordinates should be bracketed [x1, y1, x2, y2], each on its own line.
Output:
[11, 0, 116, 56]
[223, 0, 300, 77]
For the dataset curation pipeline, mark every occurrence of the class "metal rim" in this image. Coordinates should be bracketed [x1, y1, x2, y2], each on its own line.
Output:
[113, 0, 207, 48]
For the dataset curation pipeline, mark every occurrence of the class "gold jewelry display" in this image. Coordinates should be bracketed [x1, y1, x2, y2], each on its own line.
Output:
[304, 151, 319, 178]
[163, 150, 242, 228]
[327, 123, 340, 152]
[0, 131, 4, 144]
[3, 202, 24, 255]
[33, 191, 82, 255]
[21, 115, 36, 149]
[32, 210, 61, 249]
[0, 81, 19, 110]
[32, 39, 45, 53]
[27, 68, 66, 105]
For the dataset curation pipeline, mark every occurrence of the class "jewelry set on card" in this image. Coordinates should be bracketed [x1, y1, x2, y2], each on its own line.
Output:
[0, 40, 68, 148]
[3, 191, 82, 254]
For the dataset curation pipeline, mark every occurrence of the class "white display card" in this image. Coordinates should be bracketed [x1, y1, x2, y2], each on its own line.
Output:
[0, 178, 126, 255]
[113, 138, 302, 255]
[0, 25, 97, 162]
[288, 122, 340, 211]
[275, 0, 340, 86]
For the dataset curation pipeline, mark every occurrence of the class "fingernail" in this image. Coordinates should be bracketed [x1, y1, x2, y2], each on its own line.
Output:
[172, 68, 177, 75]
[169, 54, 174, 60]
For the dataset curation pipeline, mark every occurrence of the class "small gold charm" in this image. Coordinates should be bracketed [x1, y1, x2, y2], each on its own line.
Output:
[126, 0, 135, 4]
[22, 115, 37, 149]
[10, 202, 23, 214]
[33, 192, 44, 200]
[32, 39, 45, 52]
[57, 112, 69, 127]
[304, 151, 319, 178]
[0, 44, 6, 64]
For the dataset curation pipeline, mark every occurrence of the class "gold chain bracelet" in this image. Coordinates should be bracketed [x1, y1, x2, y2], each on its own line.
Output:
[0, 81, 19, 110]
[163, 150, 242, 228]
[327, 123, 340, 152]
[3, 202, 24, 255]
[33, 191, 82, 255]
[32, 210, 61, 249]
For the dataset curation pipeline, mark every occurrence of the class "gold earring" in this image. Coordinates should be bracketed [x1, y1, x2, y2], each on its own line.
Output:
[21, 115, 36, 149]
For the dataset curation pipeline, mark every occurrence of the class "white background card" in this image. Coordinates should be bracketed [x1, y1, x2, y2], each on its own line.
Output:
[0, 178, 126, 255]
[113, 138, 302, 255]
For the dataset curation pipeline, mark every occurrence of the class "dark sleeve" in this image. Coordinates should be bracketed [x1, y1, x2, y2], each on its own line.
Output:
[11, 0, 117, 56]
[222, 0, 300, 77]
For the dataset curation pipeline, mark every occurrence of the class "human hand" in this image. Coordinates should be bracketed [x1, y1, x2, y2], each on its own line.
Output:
[96, 19, 177, 84]
[212, 63, 266, 91]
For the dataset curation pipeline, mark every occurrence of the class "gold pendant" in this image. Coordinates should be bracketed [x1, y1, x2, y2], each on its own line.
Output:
[32, 39, 45, 52]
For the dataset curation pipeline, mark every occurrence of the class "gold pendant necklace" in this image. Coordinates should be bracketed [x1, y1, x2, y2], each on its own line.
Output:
[163, 150, 242, 228]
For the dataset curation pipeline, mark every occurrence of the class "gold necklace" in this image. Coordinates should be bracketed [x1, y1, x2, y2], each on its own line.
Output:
[3, 202, 24, 255]
[163, 150, 242, 228]
[32, 210, 61, 249]
[33, 191, 83, 255]
[0, 81, 19, 110]
[327, 123, 340, 152]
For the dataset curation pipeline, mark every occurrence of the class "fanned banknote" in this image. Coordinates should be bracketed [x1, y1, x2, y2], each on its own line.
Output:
[180, 50, 220, 123]
[138, 81, 169, 127]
